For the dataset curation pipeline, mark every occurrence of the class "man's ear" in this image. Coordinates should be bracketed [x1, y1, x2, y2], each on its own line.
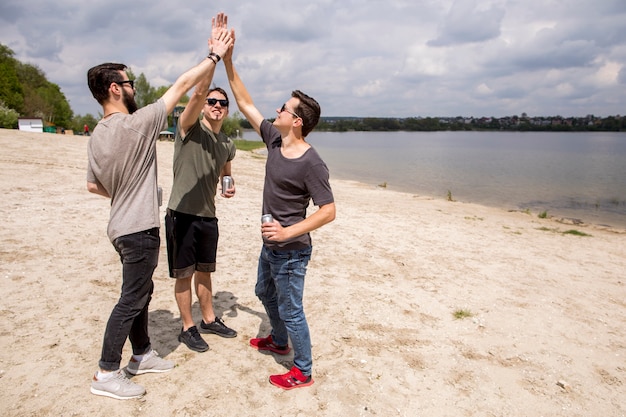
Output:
[109, 82, 122, 98]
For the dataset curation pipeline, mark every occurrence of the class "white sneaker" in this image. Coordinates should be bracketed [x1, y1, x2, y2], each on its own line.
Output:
[126, 349, 175, 375]
[90, 369, 145, 400]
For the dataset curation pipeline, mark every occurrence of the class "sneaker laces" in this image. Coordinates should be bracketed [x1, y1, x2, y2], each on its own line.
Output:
[141, 349, 156, 361]
[112, 369, 135, 385]
[188, 326, 202, 339]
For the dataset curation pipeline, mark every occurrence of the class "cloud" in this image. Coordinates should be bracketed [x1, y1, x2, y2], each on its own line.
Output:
[427, 0, 505, 46]
[0, 0, 625, 118]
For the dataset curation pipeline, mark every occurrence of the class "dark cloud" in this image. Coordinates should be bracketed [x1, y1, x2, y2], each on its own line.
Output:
[427, 1, 505, 47]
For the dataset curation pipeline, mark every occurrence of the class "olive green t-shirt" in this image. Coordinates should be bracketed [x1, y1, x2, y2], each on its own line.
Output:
[167, 119, 236, 217]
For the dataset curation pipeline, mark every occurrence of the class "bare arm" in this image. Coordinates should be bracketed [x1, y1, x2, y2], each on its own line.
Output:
[87, 181, 110, 198]
[220, 160, 232, 178]
[222, 30, 265, 135]
[177, 72, 216, 136]
[262, 202, 336, 242]
[178, 14, 228, 136]
[161, 13, 232, 115]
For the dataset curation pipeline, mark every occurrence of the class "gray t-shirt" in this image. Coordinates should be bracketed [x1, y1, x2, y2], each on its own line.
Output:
[260, 120, 334, 250]
[167, 119, 236, 217]
[87, 99, 167, 242]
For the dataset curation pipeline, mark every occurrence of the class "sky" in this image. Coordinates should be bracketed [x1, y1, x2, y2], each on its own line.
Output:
[1, 0, 626, 119]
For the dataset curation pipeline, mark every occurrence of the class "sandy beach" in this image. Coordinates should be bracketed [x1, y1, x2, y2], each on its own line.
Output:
[0, 128, 625, 417]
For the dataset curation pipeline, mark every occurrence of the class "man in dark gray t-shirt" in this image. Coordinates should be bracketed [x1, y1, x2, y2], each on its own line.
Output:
[224, 39, 336, 390]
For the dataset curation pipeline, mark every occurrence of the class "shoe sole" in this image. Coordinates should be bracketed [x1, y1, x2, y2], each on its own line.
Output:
[199, 327, 238, 338]
[90, 386, 145, 400]
[268, 377, 315, 390]
[250, 345, 291, 356]
[126, 366, 174, 375]
[178, 335, 210, 352]
[249, 343, 291, 355]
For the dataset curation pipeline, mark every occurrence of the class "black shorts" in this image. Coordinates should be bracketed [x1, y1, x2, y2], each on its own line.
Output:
[165, 209, 219, 278]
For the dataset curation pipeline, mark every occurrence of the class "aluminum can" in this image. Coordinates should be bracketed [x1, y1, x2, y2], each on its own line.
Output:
[261, 214, 274, 224]
[222, 176, 233, 193]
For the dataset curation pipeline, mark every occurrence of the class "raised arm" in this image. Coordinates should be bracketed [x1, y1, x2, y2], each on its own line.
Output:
[222, 30, 265, 135]
[177, 13, 228, 135]
[161, 13, 232, 115]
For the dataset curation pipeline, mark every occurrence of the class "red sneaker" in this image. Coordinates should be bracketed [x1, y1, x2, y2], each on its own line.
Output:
[269, 366, 314, 390]
[249, 335, 291, 355]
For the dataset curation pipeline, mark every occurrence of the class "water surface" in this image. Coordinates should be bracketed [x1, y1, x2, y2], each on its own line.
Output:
[306, 131, 626, 228]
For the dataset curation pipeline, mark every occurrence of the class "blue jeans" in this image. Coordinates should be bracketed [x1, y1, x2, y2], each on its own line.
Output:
[255, 245, 312, 375]
[99, 228, 159, 371]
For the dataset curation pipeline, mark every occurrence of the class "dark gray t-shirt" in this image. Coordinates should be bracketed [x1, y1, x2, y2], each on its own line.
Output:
[87, 99, 167, 242]
[260, 120, 334, 250]
[167, 119, 236, 217]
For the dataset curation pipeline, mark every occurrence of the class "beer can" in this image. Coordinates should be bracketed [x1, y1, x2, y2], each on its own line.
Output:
[222, 176, 233, 192]
[261, 214, 273, 224]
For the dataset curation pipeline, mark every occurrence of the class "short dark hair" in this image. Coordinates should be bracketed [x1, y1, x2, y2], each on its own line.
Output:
[292, 90, 320, 137]
[87, 63, 128, 105]
[208, 87, 229, 105]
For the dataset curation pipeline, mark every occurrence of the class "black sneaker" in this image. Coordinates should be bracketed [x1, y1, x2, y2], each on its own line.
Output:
[178, 326, 209, 352]
[199, 317, 237, 338]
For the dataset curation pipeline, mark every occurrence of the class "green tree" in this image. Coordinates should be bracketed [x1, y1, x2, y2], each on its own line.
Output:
[130, 71, 190, 128]
[0, 100, 19, 128]
[133, 72, 157, 108]
[0, 45, 24, 113]
[71, 113, 99, 134]
[14, 61, 73, 127]
[221, 111, 243, 137]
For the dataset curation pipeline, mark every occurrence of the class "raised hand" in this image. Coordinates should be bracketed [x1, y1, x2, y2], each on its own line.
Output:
[211, 12, 228, 43]
[209, 13, 233, 58]
[223, 28, 236, 62]
[209, 12, 229, 58]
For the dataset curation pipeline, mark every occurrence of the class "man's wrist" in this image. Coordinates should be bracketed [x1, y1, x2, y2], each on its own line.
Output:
[207, 52, 221, 64]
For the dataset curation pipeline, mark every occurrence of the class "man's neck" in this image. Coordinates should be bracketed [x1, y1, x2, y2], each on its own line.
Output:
[102, 103, 128, 120]
[202, 117, 222, 134]
[280, 133, 310, 158]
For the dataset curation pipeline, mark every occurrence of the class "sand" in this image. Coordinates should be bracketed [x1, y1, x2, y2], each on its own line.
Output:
[0, 128, 624, 417]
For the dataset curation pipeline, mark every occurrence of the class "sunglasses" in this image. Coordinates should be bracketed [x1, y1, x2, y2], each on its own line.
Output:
[280, 103, 300, 119]
[206, 98, 229, 107]
[115, 80, 135, 89]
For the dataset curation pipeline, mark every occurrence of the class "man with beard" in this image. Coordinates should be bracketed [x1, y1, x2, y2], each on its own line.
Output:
[86, 13, 232, 400]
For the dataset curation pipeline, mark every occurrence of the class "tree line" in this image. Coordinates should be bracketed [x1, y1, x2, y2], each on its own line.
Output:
[315, 115, 626, 132]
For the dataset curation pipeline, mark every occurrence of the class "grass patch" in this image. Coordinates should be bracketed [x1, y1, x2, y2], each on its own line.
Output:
[453, 309, 473, 320]
[233, 138, 264, 152]
[537, 227, 592, 237]
[563, 229, 591, 237]
[538, 210, 548, 219]
[447, 190, 455, 202]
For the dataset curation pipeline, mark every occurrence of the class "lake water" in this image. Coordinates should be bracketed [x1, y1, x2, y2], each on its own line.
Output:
[305, 130, 626, 229]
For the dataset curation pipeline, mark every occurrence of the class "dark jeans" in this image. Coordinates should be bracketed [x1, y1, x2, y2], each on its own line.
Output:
[99, 228, 159, 371]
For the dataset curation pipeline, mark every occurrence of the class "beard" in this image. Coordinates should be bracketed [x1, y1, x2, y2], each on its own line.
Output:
[122, 87, 138, 114]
